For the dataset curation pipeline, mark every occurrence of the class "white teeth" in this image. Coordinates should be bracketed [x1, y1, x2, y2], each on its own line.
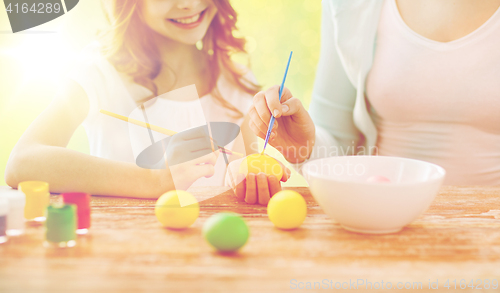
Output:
[170, 13, 201, 24]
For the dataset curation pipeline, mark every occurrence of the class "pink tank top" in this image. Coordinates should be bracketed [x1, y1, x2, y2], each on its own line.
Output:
[366, 0, 500, 185]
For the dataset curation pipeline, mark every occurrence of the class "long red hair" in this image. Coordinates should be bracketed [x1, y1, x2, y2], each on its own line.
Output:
[100, 0, 259, 116]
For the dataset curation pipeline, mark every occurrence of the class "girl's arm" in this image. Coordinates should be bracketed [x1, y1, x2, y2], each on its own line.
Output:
[5, 79, 176, 198]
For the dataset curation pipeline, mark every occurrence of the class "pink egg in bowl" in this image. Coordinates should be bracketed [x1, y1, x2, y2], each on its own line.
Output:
[302, 156, 446, 234]
[366, 175, 391, 183]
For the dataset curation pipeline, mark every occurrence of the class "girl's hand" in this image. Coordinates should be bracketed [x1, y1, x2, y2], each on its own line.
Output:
[249, 86, 316, 163]
[159, 127, 220, 191]
[225, 158, 291, 205]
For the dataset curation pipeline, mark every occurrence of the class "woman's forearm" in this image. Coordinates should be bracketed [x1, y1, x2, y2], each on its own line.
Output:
[5, 144, 169, 198]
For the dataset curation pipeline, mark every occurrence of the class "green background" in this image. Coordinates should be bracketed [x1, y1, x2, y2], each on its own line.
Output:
[0, 0, 321, 187]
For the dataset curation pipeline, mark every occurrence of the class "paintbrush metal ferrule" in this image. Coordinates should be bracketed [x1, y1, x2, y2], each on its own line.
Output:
[262, 128, 273, 153]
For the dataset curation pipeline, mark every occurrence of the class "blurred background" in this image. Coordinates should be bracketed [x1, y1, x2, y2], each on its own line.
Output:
[0, 0, 321, 187]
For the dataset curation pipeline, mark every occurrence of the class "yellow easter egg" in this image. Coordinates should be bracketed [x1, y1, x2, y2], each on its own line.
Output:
[155, 190, 199, 229]
[239, 154, 283, 179]
[267, 190, 307, 229]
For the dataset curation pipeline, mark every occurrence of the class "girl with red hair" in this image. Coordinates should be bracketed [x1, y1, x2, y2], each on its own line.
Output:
[6, 0, 289, 199]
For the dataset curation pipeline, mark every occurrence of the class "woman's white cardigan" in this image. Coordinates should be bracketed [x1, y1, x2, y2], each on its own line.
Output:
[302, 0, 385, 166]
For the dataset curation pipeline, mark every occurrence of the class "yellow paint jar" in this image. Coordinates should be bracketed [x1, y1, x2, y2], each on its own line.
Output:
[19, 181, 50, 222]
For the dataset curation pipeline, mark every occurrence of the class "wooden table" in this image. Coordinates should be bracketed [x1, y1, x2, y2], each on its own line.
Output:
[1, 186, 499, 292]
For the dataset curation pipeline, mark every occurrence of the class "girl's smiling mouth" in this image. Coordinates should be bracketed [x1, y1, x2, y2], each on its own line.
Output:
[167, 9, 208, 29]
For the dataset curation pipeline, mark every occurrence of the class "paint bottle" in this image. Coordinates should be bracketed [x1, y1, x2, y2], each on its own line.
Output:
[44, 203, 77, 248]
[19, 181, 50, 222]
[61, 192, 91, 235]
[0, 198, 8, 244]
[0, 188, 26, 236]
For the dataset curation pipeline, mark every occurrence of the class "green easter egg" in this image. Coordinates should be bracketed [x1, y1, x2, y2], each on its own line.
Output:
[203, 213, 249, 252]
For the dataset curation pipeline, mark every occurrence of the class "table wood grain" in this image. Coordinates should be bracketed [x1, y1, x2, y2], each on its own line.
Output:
[1, 186, 499, 293]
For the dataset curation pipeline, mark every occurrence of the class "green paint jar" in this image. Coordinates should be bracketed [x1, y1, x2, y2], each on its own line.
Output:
[44, 204, 77, 248]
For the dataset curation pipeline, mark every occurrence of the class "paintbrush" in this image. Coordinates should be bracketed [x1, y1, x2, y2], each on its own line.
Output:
[99, 109, 243, 157]
[261, 51, 293, 155]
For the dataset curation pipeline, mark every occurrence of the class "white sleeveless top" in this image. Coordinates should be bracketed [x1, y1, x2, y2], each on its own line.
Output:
[366, 0, 500, 185]
[68, 41, 253, 188]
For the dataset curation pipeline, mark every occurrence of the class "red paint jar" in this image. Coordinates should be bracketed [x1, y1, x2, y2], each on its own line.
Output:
[61, 192, 91, 235]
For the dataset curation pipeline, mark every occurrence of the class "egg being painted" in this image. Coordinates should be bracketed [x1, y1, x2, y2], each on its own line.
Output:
[239, 154, 283, 179]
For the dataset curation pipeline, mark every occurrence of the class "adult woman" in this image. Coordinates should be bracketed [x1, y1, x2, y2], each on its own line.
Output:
[235, 0, 500, 203]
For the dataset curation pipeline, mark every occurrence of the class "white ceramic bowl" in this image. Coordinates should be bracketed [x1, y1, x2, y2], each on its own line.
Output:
[302, 156, 445, 234]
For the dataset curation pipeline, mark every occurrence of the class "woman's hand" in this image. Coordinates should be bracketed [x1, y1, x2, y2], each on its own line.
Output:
[225, 157, 291, 205]
[249, 85, 316, 163]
